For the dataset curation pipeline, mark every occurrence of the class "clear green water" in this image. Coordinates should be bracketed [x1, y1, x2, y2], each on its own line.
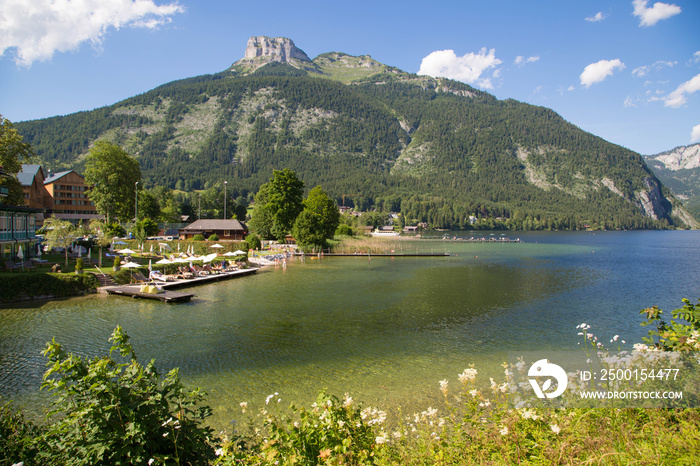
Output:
[1, 231, 699, 429]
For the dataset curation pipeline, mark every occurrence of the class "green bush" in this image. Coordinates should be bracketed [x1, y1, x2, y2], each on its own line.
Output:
[0, 400, 41, 465]
[245, 234, 261, 251]
[192, 234, 205, 241]
[75, 257, 83, 272]
[35, 326, 216, 465]
[335, 223, 354, 237]
[0, 273, 97, 303]
[208, 234, 219, 241]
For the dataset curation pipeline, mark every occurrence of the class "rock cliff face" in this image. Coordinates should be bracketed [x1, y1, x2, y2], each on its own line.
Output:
[243, 36, 312, 63]
[635, 177, 668, 220]
[646, 143, 700, 171]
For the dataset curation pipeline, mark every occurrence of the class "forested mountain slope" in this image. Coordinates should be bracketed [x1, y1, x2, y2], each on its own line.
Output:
[14, 37, 696, 229]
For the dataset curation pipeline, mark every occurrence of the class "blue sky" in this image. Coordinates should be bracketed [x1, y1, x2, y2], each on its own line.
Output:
[1, 0, 698, 155]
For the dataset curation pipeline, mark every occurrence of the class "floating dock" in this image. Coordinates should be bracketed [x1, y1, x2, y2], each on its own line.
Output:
[100, 267, 259, 303]
[102, 286, 195, 303]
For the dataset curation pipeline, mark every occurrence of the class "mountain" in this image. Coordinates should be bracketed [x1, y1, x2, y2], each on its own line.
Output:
[14, 36, 697, 230]
[644, 143, 700, 220]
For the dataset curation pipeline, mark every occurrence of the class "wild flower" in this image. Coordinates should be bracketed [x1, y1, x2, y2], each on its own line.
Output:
[439, 379, 449, 396]
[499, 426, 509, 436]
[469, 389, 479, 398]
[375, 435, 386, 444]
[240, 401, 248, 413]
[458, 367, 478, 383]
[520, 409, 539, 420]
[550, 424, 561, 434]
[215, 448, 224, 456]
[343, 393, 353, 407]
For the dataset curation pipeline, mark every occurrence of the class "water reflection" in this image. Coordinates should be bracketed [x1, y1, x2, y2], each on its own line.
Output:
[1, 231, 699, 429]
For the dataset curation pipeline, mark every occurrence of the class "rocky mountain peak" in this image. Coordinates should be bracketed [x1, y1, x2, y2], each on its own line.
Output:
[242, 36, 311, 63]
[646, 143, 700, 171]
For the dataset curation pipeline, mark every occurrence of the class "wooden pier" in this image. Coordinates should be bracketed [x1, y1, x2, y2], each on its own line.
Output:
[100, 267, 259, 303]
[102, 285, 195, 303]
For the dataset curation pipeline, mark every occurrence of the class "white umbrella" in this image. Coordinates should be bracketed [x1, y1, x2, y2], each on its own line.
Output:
[17, 246, 23, 271]
[203, 253, 217, 263]
[156, 258, 172, 264]
[159, 242, 172, 250]
[87, 248, 92, 260]
[233, 250, 246, 255]
[210, 243, 224, 248]
[77, 247, 82, 258]
[223, 251, 237, 256]
[148, 259, 152, 271]
[177, 243, 181, 252]
[150, 244, 154, 253]
[117, 248, 136, 254]
[113, 240, 127, 245]
[121, 261, 141, 282]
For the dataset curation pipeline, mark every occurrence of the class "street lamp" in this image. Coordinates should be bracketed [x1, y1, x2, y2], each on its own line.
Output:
[224, 181, 227, 220]
[135, 181, 139, 224]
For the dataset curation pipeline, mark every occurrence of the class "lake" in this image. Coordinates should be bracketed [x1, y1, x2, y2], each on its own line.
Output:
[1, 230, 698, 428]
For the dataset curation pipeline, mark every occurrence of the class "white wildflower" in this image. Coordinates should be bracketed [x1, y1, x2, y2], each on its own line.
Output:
[521, 409, 539, 420]
[265, 394, 274, 405]
[439, 379, 449, 395]
[499, 426, 509, 436]
[343, 393, 353, 408]
[375, 435, 386, 444]
[215, 448, 224, 457]
[459, 367, 478, 383]
[551, 424, 561, 434]
[240, 401, 248, 413]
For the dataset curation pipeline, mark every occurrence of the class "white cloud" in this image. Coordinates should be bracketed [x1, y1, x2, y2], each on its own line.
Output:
[0, 0, 184, 67]
[418, 47, 502, 89]
[514, 55, 540, 66]
[585, 12, 606, 22]
[662, 73, 700, 108]
[632, 60, 677, 77]
[624, 96, 638, 107]
[692, 51, 700, 64]
[580, 59, 626, 88]
[691, 124, 700, 143]
[632, 0, 681, 27]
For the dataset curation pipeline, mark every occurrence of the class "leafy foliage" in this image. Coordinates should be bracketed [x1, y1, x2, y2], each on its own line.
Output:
[84, 141, 141, 223]
[0, 115, 34, 205]
[640, 298, 700, 351]
[37, 326, 216, 465]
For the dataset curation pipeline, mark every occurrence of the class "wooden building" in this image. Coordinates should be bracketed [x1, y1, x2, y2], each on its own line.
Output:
[179, 219, 248, 240]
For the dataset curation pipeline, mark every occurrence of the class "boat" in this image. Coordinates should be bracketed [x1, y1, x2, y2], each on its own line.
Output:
[371, 229, 400, 237]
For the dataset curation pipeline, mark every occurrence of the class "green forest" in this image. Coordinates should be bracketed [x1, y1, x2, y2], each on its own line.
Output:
[14, 65, 692, 230]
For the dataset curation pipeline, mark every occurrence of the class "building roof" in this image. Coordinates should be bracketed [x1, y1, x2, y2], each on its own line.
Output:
[44, 170, 82, 185]
[17, 164, 43, 186]
[181, 219, 246, 231]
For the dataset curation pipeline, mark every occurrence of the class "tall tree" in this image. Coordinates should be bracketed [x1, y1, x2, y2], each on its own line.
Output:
[40, 216, 80, 267]
[0, 115, 33, 205]
[250, 169, 304, 241]
[266, 168, 304, 239]
[303, 186, 340, 240]
[84, 141, 141, 223]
